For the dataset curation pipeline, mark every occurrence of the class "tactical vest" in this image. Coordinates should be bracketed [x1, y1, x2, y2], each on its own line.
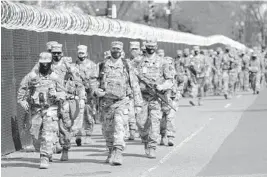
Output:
[139, 55, 164, 83]
[222, 55, 231, 70]
[100, 60, 129, 100]
[249, 59, 260, 73]
[29, 73, 57, 107]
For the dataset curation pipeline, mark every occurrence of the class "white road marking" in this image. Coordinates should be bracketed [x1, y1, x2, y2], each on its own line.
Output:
[140, 119, 213, 177]
[224, 103, 231, 108]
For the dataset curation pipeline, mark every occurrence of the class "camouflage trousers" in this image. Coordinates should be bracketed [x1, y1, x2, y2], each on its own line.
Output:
[101, 97, 130, 151]
[30, 106, 59, 157]
[213, 72, 222, 95]
[73, 99, 95, 138]
[229, 70, 238, 95]
[136, 97, 162, 150]
[190, 77, 205, 98]
[160, 98, 178, 138]
[249, 72, 261, 92]
[128, 99, 137, 131]
[222, 70, 229, 95]
[239, 70, 250, 91]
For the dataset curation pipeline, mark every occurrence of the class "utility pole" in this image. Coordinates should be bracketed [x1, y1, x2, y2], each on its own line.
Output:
[107, 1, 112, 18]
[167, 0, 172, 29]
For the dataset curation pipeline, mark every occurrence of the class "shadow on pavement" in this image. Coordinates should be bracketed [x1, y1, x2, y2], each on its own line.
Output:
[70, 148, 106, 153]
[1, 162, 39, 169]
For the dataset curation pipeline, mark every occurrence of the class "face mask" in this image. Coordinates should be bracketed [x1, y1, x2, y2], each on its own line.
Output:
[111, 51, 121, 59]
[39, 63, 51, 75]
[146, 47, 155, 55]
[52, 52, 62, 62]
[78, 52, 87, 61]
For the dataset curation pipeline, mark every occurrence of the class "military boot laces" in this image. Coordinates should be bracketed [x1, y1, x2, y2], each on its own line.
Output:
[105, 148, 114, 164]
[128, 130, 135, 140]
[40, 155, 49, 169]
[146, 148, 156, 159]
[60, 149, 69, 161]
[168, 137, 174, 146]
[112, 148, 123, 166]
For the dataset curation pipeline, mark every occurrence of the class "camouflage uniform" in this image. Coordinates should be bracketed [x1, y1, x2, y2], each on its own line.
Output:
[160, 55, 179, 146]
[73, 45, 98, 146]
[95, 41, 143, 165]
[212, 48, 223, 95]
[181, 48, 192, 96]
[136, 39, 174, 158]
[239, 52, 250, 91]
[50, 43, 77, 160]
[249, 52, 263, 94]
[189, 46, 206, 106]
[124, 41, 143, 140]
[17, 52, 64, 169]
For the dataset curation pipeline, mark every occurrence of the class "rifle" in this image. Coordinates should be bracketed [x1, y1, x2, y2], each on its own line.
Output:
[136, 74, 176, 111]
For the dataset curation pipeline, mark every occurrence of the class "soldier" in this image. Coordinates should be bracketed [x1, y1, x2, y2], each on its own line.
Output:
[94, 41, 143, 165]
[73, 45, 98, 146]
[188, 46, 206, 106]
[221, 46, 233, 99]
[213, 47, 223, 95]
[239, 50, 250, 91]
[181, 48, 192, 96]
[248, 52, 264, 94]
[158, 50, 179, 146]
[25, 41, 62, 154]
[124, 41, 142, 140]
[136, 38, 174, 158]
[228, 50, 239, 97]
[203, 49, 214, 96]
[50, 43, 76, 161]
[17, 52, 65, 169]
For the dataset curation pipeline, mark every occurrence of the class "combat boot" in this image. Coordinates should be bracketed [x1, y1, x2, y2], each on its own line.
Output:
[128, 130, 135, 140]
[224, 93, 228, 99]
[112, 148, 123, 165]
[198, 98, 203, 106]
[48, 155, 53, 162]
[76, 137, 82, 147]
[160, 135, 166, 146]
[60, 149, 69, 161]
[105, 148, 114, 163]
[146, 148, 156, 159]
[168, 137, 174, 146]
[55, 142, 63, 154]
[40, 155, 49, 169]
[189, 100, 196, 106]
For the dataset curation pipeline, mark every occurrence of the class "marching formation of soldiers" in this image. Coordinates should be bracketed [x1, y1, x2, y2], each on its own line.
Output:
[17, 38, 267, 169]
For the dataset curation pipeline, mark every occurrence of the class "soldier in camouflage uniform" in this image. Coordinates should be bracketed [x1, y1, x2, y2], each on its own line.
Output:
[124, 41, 143, 140]
[212, 47, 223, 95]
[239, 50, 250, 91]
[50, 43, 77, 161]
[72, 45, 98, 146]
[94, 41, 143, 165]
[18, 52, 66, 169]
[189, 46, 207, 106]
[157, 49, 180, 146]
[136, 39, 174, 158]
[248, 52, 264, 94]
[181, 48, 192, 96]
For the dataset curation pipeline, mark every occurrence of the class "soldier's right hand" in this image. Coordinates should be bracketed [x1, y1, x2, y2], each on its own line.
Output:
[20, 101, 29, 111]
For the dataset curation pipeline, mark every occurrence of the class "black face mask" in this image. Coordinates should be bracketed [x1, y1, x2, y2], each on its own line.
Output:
[252, 56, 257, 60]
[111, 51, 121, 59]
[39, 63, 51, 76]
[78, 56, 86, 61]
[146, 47, 155, 55]
[52, 52, 62, 62]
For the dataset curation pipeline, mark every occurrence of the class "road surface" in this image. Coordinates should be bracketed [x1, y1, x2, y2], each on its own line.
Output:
[2, 88, 267, 177]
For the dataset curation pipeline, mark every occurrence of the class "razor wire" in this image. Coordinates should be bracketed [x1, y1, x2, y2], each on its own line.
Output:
[1, 1, 248, 50]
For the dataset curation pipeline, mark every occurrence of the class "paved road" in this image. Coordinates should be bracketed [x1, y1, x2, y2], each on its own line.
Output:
[2, 88, 267, 177]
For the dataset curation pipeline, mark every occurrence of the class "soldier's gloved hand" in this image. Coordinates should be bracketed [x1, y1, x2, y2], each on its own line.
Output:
[20, 100, 29, 111]
[95, 88, 106, 97]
